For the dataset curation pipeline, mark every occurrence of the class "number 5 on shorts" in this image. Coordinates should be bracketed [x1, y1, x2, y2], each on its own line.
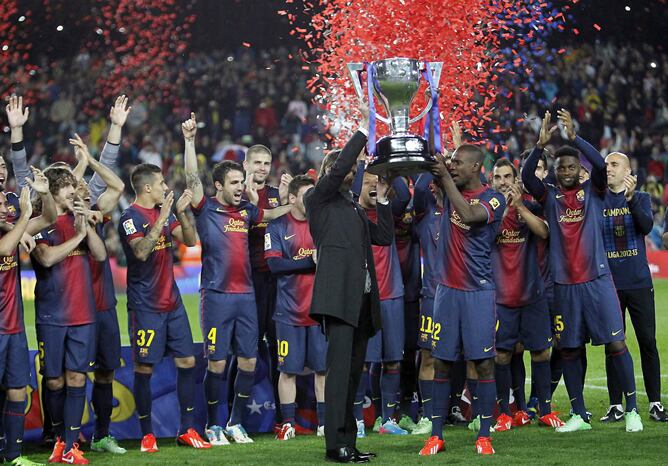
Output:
[136, 329, 155, 347]
[553, 315, 564, 332]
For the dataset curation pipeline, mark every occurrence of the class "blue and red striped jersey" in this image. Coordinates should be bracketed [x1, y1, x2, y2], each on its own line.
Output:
[539, 181, 609, 284]
[193, 197, 263, 293]
[247, 185, 280, 273]
[5, 191, 20, 223]
[438, 186, 505, 291]
[0, 230, 23, 334]
[33, 214, 97, 326]
[89, 213, 117, 311]
[491, 199, 545, 307]
[395, 210, 421, 301]
[118, 204, 182, 312]
[265, 213, 317, 326]
[366, 208, 404, 300]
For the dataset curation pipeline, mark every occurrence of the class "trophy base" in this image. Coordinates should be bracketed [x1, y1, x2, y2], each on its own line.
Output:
[366, 135, 436, 176]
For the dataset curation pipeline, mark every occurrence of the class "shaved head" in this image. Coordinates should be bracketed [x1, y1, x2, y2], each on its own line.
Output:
[605, 152, 630, 168]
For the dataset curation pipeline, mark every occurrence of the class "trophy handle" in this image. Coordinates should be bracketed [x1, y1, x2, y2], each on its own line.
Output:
[408, 62, 444, 124]
[347, 63, 391, 125]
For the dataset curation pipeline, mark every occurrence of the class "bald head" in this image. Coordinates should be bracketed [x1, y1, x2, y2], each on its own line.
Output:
[605, 151, 632, 191]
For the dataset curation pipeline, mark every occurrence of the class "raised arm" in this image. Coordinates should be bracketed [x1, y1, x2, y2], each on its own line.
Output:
[70, 134, 124, 214]
[558, 108, 605, 192]
[172, 190, 197, 247]
[128, 192, 174, 261]
[625, 180, 653, 235]
[182, 112, 204, 207]
[522, 111, 556, 201]
[310, 105, 369, 202]
[89, 95, 131, 203]
[413, 173, 435, 217]
[368, 177, 394, 246]
[391, 176, 411, 217]
[0, 187, 31, 256]
[262, 204, 292, 222]
[24, 167, 57, 235]
[6, 95, 31, 189]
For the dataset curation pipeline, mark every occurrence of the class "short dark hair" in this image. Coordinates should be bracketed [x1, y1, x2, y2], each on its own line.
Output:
[212, 160, 244, 186]
[493, 158, 517, 178]
[130, 164, 161, 193]
[288, 174, 315, 197]
[455, 143, 484, 165]
[245, 144, 272, 162]
[318, 149, 341, 180]
[554, 145, 580, 159]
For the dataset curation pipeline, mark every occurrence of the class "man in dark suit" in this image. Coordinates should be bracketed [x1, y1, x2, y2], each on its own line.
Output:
[305, 107, 394, 463]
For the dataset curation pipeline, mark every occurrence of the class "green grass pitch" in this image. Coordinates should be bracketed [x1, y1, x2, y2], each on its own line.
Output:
[19, 281, 668, 464]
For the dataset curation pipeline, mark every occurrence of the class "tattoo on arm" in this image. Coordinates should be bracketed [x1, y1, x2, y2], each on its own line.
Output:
[186, 173, 202, 190]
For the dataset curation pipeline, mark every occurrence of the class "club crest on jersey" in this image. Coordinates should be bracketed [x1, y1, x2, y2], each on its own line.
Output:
[576, 189, 585, 202]
[268, 197, 279, 208]
[402, 212, 413, 224]
[139, 347, 149, 358]
[7, 205, 16, 216]
[239, 210, 248, 217]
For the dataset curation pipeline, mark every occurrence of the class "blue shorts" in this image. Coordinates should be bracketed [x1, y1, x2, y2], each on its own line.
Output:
[417, 297, 434, 350]
[554, 275, 624, 348]
[496, 298, 552, 352]
[128, 305, 194, 365]
[365, 297, 405, 363]
[275, 322, 327, 374]
[431, 285, 496, 362]
[403, 300, 419, 352]
[0, 332, 31, 388]
[37, 324, 97, 377]
[96, 308, 121, 371]
[201, 290, 258, 360]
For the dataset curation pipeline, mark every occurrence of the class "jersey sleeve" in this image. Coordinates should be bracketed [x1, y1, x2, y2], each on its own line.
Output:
[168, 213, 181, 233]
[33, 228, 52, 246]
[250, 203, 264, 225]
[120, 210, 146, 242]
[264, 220, 283, 259]
[192, 196, 207, 216]
[480, 191, 506, 224]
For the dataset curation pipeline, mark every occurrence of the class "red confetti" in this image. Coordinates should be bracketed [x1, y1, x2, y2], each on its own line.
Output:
[593, 23, 601, 31]
[242, 42, 251, 47]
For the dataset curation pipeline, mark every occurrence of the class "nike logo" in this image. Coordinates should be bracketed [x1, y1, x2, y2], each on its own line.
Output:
[555, 194, 564, 199]
[69, 426, 80, 431]
[215, 207, 226, 212]
[16, 439, 22, 443]
[548, 338, 553, 342]
[138, 414, 150, 420]
[207, 401, 219, 405]
[143, 223, 150, 228]
[187, 407, 194, 412]
[48, 229, 55, 234]
[612, 329, 622, 336]
[481, 415, 493, 420]
[483, 346, 493, 352]
[626, 391, 636, 397]
[89, 361, 95, 367]
[284, 234, 296, 240]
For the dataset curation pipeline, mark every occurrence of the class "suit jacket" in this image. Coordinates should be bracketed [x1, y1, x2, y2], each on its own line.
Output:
[304, 131, 393, 332]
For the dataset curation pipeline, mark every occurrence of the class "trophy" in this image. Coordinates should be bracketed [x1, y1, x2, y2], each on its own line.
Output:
[348, 58, 443, 175]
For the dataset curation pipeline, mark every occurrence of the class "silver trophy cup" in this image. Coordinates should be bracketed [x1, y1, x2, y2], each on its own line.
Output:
[348, 57, 443, 175]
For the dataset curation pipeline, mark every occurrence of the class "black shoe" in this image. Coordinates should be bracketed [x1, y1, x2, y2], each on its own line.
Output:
[600, 405, 624, 423]
[326, 447, 370, 463]
[650, 403, 668, 422]
[353, 447, 377, 459]
[448, 406, 468, 425]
